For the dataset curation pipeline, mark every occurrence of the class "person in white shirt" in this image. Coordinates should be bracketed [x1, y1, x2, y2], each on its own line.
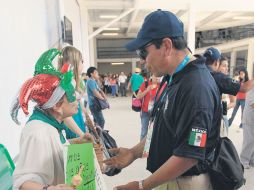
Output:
[118, 72, 127, 97]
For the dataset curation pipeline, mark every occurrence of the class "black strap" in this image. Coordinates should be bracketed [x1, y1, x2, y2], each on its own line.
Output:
[145, 80, 149, 88]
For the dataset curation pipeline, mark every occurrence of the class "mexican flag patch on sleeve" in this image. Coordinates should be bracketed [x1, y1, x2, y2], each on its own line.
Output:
[188, 127, 207, 147]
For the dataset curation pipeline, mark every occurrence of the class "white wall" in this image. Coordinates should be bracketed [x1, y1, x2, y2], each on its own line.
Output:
[62, 0, 90, 72]
[0, 0, 85, 158]
[62, 0, 83, 53]
[0, 0, 49, 158]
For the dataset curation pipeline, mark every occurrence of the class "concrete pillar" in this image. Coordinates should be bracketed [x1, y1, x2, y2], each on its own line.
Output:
[89, 26, 96, 68]
[230, 50, 237, 77]
[247, 42, 254, 78]
[187, 3, 196, 53]
[131, 58, 136, 73]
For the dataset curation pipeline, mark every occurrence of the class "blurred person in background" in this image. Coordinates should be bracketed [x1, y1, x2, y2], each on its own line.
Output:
[240, 87, 254, 169]
[218, 56, 236, 110]
[104, 75, 110, 94]
[110, 75, 117, 98]
[204, 47, 254, 102]
[86, 67, 107, 129]
[137, 75, 160, 141]
[228, 69, 249, 128]
[127, 67, 144, 100]
[119, 71, 128, 97]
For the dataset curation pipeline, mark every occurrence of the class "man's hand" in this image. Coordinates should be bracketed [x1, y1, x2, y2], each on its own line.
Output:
[103, 147, 135, 169]
[113, 181, 140, 190]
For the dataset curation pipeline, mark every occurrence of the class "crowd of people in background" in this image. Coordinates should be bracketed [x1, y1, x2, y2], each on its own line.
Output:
[81, 70, 147, 98]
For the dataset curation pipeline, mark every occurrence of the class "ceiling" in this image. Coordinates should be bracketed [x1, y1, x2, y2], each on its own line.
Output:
[79, 0, 254, 38]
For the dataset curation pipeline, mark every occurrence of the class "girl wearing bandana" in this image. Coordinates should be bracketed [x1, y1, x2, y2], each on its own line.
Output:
[58, 46, 88, 140]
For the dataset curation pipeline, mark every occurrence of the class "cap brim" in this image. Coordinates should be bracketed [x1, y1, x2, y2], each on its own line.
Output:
[125, 38, 151, 51]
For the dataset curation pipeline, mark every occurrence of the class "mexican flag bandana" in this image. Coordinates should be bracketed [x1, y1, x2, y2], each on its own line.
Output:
[188, 128, 207, 147]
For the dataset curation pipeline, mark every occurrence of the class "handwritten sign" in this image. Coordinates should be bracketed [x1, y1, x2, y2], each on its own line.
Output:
[64, 143, 95, 190]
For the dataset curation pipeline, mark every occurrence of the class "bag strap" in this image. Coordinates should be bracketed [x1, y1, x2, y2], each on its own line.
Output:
[145, 80, 149, 88]
[133, 91, 138, 98]
[133, 80, 149, 98]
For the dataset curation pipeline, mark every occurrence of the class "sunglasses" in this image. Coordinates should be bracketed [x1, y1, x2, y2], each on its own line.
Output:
[136, 42, 153, 60]
[136, 39, 164, 60]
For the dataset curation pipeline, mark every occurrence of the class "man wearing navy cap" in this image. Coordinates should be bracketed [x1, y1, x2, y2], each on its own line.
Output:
[203, 47, 254, 136]
[104, 10, 221, 190]
[204, 46, 254, 96]
[204, 47, 221, 71]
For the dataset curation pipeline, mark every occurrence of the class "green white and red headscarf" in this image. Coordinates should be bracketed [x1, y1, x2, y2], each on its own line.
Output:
[10, 48, 76, 124]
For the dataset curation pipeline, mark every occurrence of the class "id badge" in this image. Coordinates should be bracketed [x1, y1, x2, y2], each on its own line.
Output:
[148, 100, 154, 113]
[142, 120, 154, 158]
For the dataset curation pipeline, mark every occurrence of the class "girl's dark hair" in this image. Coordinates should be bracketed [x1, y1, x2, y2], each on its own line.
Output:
[87, 67, 97, 77]
[220, 56, 228, 66]
[238, 69, 249, 82]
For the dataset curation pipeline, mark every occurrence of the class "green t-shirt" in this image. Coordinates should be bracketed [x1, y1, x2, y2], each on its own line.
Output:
[130, 73, 144, 92]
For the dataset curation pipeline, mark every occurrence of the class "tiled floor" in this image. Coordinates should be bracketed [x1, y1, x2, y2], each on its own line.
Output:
[102, 96, 253, 190]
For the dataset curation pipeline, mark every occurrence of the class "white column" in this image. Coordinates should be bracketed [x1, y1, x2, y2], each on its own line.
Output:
[230, 50, 237, 77]
[93, 36, 97, 68]
[131, 58, 136, 73]
[89, 26, 96, 68]
[247, 42, 254, 78]
[79, 5, 90, 70]
[187, 3, 196, 53]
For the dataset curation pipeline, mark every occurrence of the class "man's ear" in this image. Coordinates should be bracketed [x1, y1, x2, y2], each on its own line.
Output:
[215, 60, 220, 68]
[162, 38, 173, 56]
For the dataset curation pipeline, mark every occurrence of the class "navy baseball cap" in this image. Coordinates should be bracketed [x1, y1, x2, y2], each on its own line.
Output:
[125, 9, 184, 51]
[204, 47, 221, 60]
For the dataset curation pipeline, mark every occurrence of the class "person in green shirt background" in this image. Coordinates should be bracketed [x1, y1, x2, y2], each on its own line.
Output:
[127, 67, 144, 95]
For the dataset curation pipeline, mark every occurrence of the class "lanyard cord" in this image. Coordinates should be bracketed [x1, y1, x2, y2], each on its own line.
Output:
[150, 54, 192, 120]
[168, 53, 192, 84]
